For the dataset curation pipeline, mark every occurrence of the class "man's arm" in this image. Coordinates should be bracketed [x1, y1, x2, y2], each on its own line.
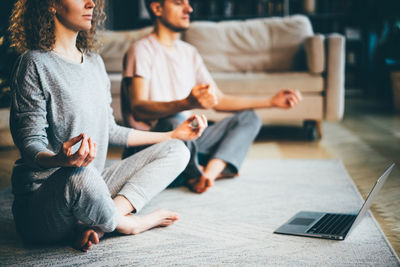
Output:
[128, 76, 218, 121]
[213, 86, 302, 112]
[128, 76, 189, 121]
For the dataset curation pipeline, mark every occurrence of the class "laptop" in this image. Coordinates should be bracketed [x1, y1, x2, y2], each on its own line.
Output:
[274, 163, 395, 240]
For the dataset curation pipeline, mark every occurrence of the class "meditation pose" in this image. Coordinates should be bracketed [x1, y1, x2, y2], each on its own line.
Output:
[8, 0, 207, 252]
[121, 0, 302, 193]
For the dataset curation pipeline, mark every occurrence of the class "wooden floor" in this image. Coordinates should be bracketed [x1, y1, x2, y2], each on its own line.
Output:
[0, 97, 399, 257]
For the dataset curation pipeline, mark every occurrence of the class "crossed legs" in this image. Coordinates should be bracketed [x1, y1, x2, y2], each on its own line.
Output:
[13, 140, 189, 252]
[185, 110, 261, 193]
[75, 139, 189, 251]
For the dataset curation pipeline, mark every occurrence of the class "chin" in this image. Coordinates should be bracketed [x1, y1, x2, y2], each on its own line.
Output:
[175, 24, 190, 32]
[80, 25, 93, 32]
[161, 18, 189, 33]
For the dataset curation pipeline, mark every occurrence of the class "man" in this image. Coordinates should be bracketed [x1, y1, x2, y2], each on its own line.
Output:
[121, 0, 302, 193]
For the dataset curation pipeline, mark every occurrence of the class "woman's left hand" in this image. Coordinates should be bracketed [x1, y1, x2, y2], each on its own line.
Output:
[171, 114, 208, 141]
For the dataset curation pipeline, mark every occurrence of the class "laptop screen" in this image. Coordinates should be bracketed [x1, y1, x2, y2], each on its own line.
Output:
[346, 163, 394, 236]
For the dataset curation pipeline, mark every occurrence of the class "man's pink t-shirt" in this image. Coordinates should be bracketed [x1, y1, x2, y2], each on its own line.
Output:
[122, 34, 213, 130]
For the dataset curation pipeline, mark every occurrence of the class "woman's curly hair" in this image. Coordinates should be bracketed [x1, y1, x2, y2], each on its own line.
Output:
[8, 0, 106, 54]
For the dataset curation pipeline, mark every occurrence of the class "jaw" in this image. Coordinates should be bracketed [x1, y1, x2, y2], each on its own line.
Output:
[158, 16, 190, 33]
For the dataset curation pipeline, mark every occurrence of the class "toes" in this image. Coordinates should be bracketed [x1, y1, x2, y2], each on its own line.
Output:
[170, 214, 179, 221]
[159, 218, 178, 227]
[90, 231, 99, 245]
[194, 185, 208, 194]
[192, 177, 213, 193]
[77, 231, 90, 249]
[74, 229, 100, 252]
[186, 176, 208, 191]
[156, 209, 180, 221]
[82, 240, 91, 252]
[166, 212, 179, 221]
[161, 220, 174, 226]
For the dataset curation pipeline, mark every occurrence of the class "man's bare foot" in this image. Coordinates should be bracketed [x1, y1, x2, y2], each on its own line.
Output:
[186, 175, 214, 193]
[116, 209, 179, 235]
[198, 164, 238, 179]
[74, 228, 103, 252]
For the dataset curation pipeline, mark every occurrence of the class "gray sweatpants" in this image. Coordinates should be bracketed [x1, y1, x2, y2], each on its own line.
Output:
[123, 110, 262, 187]
[12, 139, 189, 244]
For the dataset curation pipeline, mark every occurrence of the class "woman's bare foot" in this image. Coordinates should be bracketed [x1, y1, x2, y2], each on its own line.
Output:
[74, 228, 104, 252]
[116, 209, 179, 235]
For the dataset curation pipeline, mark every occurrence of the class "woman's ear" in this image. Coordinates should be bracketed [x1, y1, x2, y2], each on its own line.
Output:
[49, 6, 56, 15]
[150, 2, 163, 17]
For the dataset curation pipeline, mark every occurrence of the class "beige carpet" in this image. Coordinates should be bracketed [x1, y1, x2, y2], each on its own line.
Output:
[0, 159, 399, 266]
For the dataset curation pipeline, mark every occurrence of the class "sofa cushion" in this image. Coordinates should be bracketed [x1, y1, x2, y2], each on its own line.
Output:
[211, 72, 324, 95]
[184, 15, 313, 73]
[98, 27, 153, 72]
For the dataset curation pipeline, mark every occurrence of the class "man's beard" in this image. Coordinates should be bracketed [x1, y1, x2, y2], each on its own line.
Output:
[160, 17, 188, 33]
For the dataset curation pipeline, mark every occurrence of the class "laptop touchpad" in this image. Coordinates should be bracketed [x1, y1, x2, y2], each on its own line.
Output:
[289, 218, 315, 226]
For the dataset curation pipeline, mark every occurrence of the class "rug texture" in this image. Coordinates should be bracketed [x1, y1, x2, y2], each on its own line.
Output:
[0, 159, 399, 266]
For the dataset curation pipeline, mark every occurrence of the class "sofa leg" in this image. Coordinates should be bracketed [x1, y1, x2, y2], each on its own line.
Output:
[303, 120, 322, 141]
[316, 120, 323, 139]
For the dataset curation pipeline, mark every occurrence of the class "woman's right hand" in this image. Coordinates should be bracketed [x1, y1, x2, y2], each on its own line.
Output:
[55, 133, 97, 167]
[171, 114, 208, 141]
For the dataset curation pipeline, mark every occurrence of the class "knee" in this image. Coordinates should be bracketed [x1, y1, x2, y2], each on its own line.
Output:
[66, 167, 111, 209]
[169, 139, 191, 159]
[166, 139, 191, 168]
[67, 167, 105, 194]
[238, 110, 262, 131]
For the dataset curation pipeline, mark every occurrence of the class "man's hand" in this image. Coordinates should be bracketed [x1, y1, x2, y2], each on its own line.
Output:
[171, 114, 208, 141]
[54, 133, 97, 167]
[187, 84, 218, 109]
[270, 89, 302, 109]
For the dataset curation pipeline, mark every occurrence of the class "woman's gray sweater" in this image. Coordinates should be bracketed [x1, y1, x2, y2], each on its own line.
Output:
[10, 50, 132, 194]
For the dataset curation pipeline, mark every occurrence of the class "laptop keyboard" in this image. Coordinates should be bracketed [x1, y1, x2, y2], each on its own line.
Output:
[307, 214, 357, 236]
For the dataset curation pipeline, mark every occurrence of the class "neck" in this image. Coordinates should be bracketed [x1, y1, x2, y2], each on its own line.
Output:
[153, 22, 180, 47]
[53, 18, 81, 62]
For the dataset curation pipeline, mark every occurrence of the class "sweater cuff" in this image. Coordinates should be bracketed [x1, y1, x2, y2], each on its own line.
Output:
[25, 143, 53, 170]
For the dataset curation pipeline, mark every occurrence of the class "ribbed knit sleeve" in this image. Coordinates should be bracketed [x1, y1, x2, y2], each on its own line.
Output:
[10, 53, 53, 169]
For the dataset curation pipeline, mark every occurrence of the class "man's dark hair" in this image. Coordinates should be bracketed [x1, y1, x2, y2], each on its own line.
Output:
[145, 0, 165, 21]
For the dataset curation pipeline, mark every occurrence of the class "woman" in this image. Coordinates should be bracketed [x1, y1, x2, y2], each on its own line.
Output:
[8, 0, 207, 252]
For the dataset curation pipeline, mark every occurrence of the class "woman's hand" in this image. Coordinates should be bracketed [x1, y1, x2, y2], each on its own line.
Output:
[54, 133, 97, 167]
[171, 114, 208, 141]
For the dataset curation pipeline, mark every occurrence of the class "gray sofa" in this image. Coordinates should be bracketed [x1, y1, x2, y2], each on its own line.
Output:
[99, 15, 345, 139]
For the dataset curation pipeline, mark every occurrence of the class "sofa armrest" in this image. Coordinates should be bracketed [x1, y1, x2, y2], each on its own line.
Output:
[304, 34, 325, 74]
[325, 34, 345, 121]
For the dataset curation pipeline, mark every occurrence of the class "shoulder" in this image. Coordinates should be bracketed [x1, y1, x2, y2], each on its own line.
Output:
[134, 34, 155, 50]
[126, 34, 157, 59]
[12, 50, 53, 81]
[17, 50, 51, 69]
[20, 50, 50, 61]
